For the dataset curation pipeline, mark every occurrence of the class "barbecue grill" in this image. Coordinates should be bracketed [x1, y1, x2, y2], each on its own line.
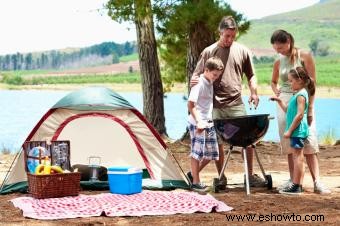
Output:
[213, 114, 273, 195]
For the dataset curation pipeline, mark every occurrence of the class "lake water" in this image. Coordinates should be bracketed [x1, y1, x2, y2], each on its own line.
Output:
[1, 90, 339, 152]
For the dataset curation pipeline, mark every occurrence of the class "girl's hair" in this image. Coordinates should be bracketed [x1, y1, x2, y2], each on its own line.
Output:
[289, 66, 315, 96]
[270, 29, 298, 65]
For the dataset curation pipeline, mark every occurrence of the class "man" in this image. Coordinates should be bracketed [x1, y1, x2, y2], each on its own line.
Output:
[188, 16, 265, 188]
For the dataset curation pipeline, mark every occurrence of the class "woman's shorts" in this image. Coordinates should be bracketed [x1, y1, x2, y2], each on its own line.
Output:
[188, 123, 219, 161]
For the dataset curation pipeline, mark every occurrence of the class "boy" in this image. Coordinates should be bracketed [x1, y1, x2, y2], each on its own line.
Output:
[187, 57, 224, 192]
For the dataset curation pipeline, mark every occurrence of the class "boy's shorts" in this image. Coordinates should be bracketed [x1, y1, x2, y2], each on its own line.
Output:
[188, 123, 219, 161]
[290, 137, 307, 149]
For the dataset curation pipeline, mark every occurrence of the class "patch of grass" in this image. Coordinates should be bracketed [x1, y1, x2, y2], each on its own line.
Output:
[4, 72, 141, 85]
[1, 55, 340, 87]
[1, 69, 53, 77]
[314, 56, 340, 86]
[319, 128, 337, 145]
[2, 74, 24, 85]
[254, 63, 273, 86]
[238, 0, 340, 55]
[254, 56, 340, 87]
[1, 146, 11, 155]
[119, 53, 138, 62]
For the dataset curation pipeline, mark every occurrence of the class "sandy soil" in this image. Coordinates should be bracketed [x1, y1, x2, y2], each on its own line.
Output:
[1, 140, 340, 226]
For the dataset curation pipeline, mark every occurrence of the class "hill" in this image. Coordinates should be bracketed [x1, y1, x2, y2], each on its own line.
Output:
[238, 0, 340, 56]
[0, 41, 137, 71]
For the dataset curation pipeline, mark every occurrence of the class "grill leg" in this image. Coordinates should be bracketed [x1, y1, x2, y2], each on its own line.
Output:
[254, 147, 267, 179]
[219, 147, 232, 180]
[243, 147, 250, 195]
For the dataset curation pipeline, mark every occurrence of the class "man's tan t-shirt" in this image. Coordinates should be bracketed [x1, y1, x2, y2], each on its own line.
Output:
[193, 42, 255, 108]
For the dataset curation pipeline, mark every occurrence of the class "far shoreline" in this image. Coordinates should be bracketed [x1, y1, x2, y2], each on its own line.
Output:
[1, 83, 339, 98]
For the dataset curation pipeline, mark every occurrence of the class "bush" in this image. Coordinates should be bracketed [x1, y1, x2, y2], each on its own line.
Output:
[319, 128, 336, 145]
[309, 39, 330, 57]
[2, 74, 24, 85]
[1, 145, 11, 155]
[253, 56, 275, 64]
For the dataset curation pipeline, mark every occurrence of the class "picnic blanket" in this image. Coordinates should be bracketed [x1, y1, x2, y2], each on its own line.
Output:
[11, 190, 232, 220]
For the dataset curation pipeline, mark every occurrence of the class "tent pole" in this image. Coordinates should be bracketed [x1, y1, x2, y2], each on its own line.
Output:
[0, 150, 21, 192]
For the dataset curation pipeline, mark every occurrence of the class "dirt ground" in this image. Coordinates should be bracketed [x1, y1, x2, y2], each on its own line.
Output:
[1, 53, 340, 225]
[1, 139, 340, 226]
[26, 61, 140, 78]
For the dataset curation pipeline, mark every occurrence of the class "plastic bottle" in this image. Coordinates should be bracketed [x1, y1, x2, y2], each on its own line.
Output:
[43, 156, 51, 174]
[27, 146, 45, 174]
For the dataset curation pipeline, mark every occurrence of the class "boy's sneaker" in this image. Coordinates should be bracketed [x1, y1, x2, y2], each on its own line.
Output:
[191, 183, 209, 193]
[314, 181, 331, 195]
[186, 171, 193, 184]
[279, 183, 303, 195]
[249, 174, 266, 187]
[277, 179, 293, 191]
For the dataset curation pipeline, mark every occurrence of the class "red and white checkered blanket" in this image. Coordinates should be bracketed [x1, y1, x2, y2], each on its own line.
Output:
[11, 190, 232, 220]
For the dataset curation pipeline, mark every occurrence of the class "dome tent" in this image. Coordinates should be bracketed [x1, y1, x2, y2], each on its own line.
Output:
[1, 87, 188, 194]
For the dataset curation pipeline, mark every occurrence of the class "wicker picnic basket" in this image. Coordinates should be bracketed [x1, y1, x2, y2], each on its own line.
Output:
[27, 172, 81, 199]
[24, 140, 81, 199]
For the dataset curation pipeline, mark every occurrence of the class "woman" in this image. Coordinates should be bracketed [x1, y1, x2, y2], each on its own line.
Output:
[270, 29, 330, 194]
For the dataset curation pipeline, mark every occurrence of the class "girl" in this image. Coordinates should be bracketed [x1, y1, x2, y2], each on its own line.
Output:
[270, 66, 315, 195]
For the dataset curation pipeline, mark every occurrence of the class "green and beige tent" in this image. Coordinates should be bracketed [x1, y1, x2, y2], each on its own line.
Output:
[1, 86, 188, 194]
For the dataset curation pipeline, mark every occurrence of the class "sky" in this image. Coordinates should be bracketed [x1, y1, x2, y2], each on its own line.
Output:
[0, 0, 319, 55]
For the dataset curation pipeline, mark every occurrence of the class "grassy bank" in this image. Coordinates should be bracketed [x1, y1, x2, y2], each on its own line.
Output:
[1, 56, 339, 97]
[255, 56, 340, 87]
[1, 82, 339, 98]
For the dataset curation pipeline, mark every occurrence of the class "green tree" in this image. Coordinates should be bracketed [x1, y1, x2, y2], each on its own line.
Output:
[106, 0, 167, 135]
[40, 53, 49, 69]
[128, 65, 134, 73]
[11, 54, 18, 70]
[112, 53, 119, 64]
[309, 39, 330, 56]
[25, 53, 33, 70]
[4, 55, 11, 70]
[309, 39, 318, 56]
[0, 56, 3, 70]
[123, 41, 134, 55]
[157, 1, 249, 92]
[17, 53, 23, 70]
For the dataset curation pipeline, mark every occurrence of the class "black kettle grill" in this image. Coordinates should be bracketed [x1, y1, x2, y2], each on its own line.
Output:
[213, 114, 273, 195]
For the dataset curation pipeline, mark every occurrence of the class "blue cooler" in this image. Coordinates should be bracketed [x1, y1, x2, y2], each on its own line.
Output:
[108, 166, 143, 195]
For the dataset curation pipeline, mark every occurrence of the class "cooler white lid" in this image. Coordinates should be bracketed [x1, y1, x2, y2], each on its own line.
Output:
[108, 166, 142, 174]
